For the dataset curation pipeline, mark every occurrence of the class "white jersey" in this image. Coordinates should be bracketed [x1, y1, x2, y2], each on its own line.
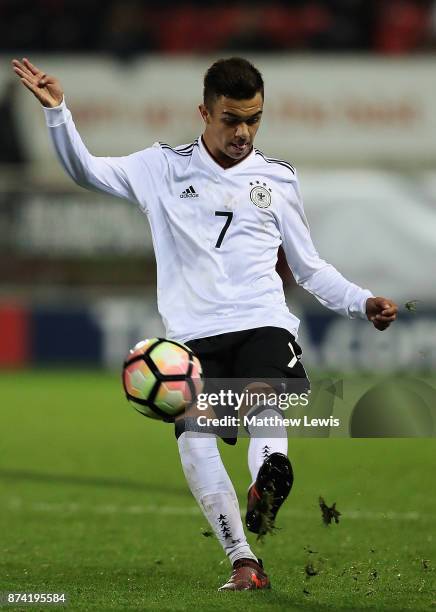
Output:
[44, 99, 373, 343]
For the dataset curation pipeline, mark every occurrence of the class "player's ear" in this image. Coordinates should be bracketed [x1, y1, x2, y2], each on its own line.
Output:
[198, 103, 211, 124]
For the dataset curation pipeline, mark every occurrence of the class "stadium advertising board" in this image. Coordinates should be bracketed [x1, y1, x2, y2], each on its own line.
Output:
[6, 56, 436, 179]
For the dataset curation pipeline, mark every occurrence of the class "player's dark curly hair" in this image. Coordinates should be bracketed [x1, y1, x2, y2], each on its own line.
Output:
[203, 57, 264, 111]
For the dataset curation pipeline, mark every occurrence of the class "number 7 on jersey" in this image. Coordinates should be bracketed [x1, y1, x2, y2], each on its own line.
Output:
[215, 211, 233, 248]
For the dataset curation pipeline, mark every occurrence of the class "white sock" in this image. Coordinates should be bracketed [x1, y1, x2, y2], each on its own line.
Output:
[177, 431, 257, 564]
[247, 407, 288, 484]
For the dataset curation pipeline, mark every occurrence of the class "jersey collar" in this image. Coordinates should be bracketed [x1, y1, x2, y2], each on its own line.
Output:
[198, 135, 255, 175]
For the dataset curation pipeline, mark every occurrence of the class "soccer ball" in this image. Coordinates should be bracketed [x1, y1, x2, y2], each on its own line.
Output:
[122, 338, 203, 422]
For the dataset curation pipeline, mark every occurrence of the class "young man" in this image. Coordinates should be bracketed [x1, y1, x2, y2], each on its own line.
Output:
[12, 56, 397, 591]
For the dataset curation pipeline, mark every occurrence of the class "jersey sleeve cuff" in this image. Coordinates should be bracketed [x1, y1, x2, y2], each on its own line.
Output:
[43, 96, 69, 127]
[349, 289, 374, 320]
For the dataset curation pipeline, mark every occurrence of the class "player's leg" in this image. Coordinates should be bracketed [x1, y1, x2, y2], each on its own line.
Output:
[176, 427, 270, 589]
[175, 425, 257, 564]
[175, 336, 266, 589]
[244, 383, 289, 485]
[235, 327, 309, 535]
[242, 384, 291, 535]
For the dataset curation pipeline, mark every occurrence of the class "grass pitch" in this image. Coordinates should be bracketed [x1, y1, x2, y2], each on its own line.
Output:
[0, 370, 435, 611]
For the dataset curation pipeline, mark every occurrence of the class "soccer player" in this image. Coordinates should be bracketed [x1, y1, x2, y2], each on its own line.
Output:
[12, 56, 398, 591]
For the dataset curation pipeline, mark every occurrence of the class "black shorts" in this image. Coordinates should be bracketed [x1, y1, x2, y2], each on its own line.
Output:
[186, 325, 308, 382]
[180, 326, 310, 444]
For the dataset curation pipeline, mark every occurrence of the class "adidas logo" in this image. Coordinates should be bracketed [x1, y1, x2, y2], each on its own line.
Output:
[180, 185, 199, 198]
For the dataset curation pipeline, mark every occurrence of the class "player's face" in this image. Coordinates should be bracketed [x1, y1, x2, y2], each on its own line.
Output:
[200, 92, 263, 165]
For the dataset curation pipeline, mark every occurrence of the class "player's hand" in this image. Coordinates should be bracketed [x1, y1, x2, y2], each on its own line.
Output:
[11, 58, 63, 108]
[366, 297, 398, 331]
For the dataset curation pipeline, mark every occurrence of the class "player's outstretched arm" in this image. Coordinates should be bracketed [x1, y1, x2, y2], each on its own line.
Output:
[11, 57, 151, 203]
[279, 177, 398, 330]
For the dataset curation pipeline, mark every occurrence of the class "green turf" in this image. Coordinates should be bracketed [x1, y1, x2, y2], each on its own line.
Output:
[0, 370, 435, 611]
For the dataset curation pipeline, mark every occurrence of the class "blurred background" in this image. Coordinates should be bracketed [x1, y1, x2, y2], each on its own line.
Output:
[1, 0, 435, 373]
[2, 8, 435, 607]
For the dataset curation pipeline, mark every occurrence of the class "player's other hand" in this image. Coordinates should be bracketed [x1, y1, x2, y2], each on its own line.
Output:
[11, 58, 63, 108]
[366, 297, 398, 331]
